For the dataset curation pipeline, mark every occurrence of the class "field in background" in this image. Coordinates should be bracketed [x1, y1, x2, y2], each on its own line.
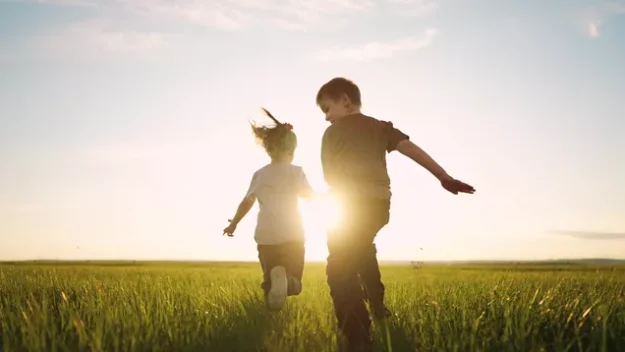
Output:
[1, 262, 624, 352]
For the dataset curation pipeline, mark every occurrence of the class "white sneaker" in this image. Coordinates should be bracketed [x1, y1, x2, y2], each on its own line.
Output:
[267, 266, 288, 311]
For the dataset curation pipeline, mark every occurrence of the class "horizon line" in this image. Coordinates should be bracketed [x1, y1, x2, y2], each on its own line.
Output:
[2, 258, 625, 264]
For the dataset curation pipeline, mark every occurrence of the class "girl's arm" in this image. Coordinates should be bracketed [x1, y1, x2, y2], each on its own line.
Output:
[298, 168, 323, 200]
[229, 196, 256, 227]
[230, 172, 258, 227]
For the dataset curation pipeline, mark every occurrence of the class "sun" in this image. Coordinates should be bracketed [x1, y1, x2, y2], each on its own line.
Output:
[299, 195, 341, 260]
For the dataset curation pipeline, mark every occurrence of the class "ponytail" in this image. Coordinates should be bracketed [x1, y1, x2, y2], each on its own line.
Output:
[249, 108, 297, 158]
[261, 108, 293, 131]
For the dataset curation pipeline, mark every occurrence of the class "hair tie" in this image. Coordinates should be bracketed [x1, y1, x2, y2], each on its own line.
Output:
[283, 123, 293, 130]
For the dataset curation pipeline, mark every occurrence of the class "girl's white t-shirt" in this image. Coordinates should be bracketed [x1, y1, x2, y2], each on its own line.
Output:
[245, 163, 313, 245]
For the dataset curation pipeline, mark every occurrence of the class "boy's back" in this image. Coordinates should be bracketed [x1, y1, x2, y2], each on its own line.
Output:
[321, 113, 409, 200]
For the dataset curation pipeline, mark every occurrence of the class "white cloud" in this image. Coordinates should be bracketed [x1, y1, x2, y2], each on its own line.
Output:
[588, 22, 600, 37]
[0, 0, 98, 6]
[582, 1, 625, 38]
[605, 2, 625, 13]
[31, 19, 170, 59]
[121, 1, 254, 30]
[314, 28, 438, 62]
[11, 0, 437, 31]
[7, 0, 441, 59]
[386, 0, 438, 17]
[36, 0, 97, 6]
[551, 230, 625, 240]
[120, 0, 378, 30]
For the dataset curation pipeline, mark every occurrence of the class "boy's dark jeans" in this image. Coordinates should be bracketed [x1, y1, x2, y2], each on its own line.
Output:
[326, 198, 390, 345]
[257, 241, 305, 296]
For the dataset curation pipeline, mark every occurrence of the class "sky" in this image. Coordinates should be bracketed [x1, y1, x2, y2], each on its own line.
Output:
[1, 0, 624, 262]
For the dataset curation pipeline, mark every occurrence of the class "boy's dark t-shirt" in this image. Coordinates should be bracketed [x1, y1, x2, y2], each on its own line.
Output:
[321, 113, 409, 200]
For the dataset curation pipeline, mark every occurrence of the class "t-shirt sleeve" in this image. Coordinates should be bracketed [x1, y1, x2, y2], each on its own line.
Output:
[297, 167, 314, 197]
[384, 121, 410, 153]
[244, 172, 258, 199]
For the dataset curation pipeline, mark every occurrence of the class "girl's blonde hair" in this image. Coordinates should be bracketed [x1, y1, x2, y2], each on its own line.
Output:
[250, 108, 297, 159]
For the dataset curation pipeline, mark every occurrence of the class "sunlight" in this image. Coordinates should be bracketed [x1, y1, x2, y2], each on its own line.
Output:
[299, 195, 341, 260]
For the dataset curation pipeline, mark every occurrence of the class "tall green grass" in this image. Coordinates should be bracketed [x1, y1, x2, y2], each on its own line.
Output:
[1, 263, 623, 351]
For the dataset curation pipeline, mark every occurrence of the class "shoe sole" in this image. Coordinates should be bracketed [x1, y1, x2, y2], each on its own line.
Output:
[267, 266, 288, 311]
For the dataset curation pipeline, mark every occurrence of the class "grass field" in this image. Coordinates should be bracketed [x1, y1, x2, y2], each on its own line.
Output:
[1, 262, 624, 352]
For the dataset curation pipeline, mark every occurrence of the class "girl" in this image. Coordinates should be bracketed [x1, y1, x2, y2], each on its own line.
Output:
[222, 108, 315, 311]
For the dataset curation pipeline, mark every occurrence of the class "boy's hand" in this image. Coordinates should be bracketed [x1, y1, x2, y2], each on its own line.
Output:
[440, 175, 475, 195]
[223, 219, 237, 237]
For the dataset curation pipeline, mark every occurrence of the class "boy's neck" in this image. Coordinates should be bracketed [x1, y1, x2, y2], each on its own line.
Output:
[335, 108, 361, 123]
[346, 107, 361, 115]
[340, 107, 361, 119]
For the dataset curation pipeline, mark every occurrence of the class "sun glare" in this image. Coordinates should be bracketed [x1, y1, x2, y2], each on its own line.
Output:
[299, 195, 341, 260]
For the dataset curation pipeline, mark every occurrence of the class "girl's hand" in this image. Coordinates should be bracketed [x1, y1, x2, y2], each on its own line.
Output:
[223, 219, 237, 237]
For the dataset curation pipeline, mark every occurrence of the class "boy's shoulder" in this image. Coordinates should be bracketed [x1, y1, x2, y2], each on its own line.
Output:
[323, 113, 391, 136]
[357, 113, 393, 126]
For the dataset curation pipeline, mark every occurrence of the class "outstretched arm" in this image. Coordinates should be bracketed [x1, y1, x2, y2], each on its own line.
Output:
[396, 140, 449, 181]
[229, 196, 256, 226]
[223, 196, 256, 236]
[396, 140, 476, 195]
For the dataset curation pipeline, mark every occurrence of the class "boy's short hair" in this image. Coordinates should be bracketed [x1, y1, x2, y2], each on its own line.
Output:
[316, 77, 362, 107]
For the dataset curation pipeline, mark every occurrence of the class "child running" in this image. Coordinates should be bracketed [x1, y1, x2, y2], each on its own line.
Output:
[222, 108, 315, 311]
[316, 77, 476, 351]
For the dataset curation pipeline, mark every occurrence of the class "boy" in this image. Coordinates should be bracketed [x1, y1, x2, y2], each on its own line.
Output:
[316, 77, 475, 351]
